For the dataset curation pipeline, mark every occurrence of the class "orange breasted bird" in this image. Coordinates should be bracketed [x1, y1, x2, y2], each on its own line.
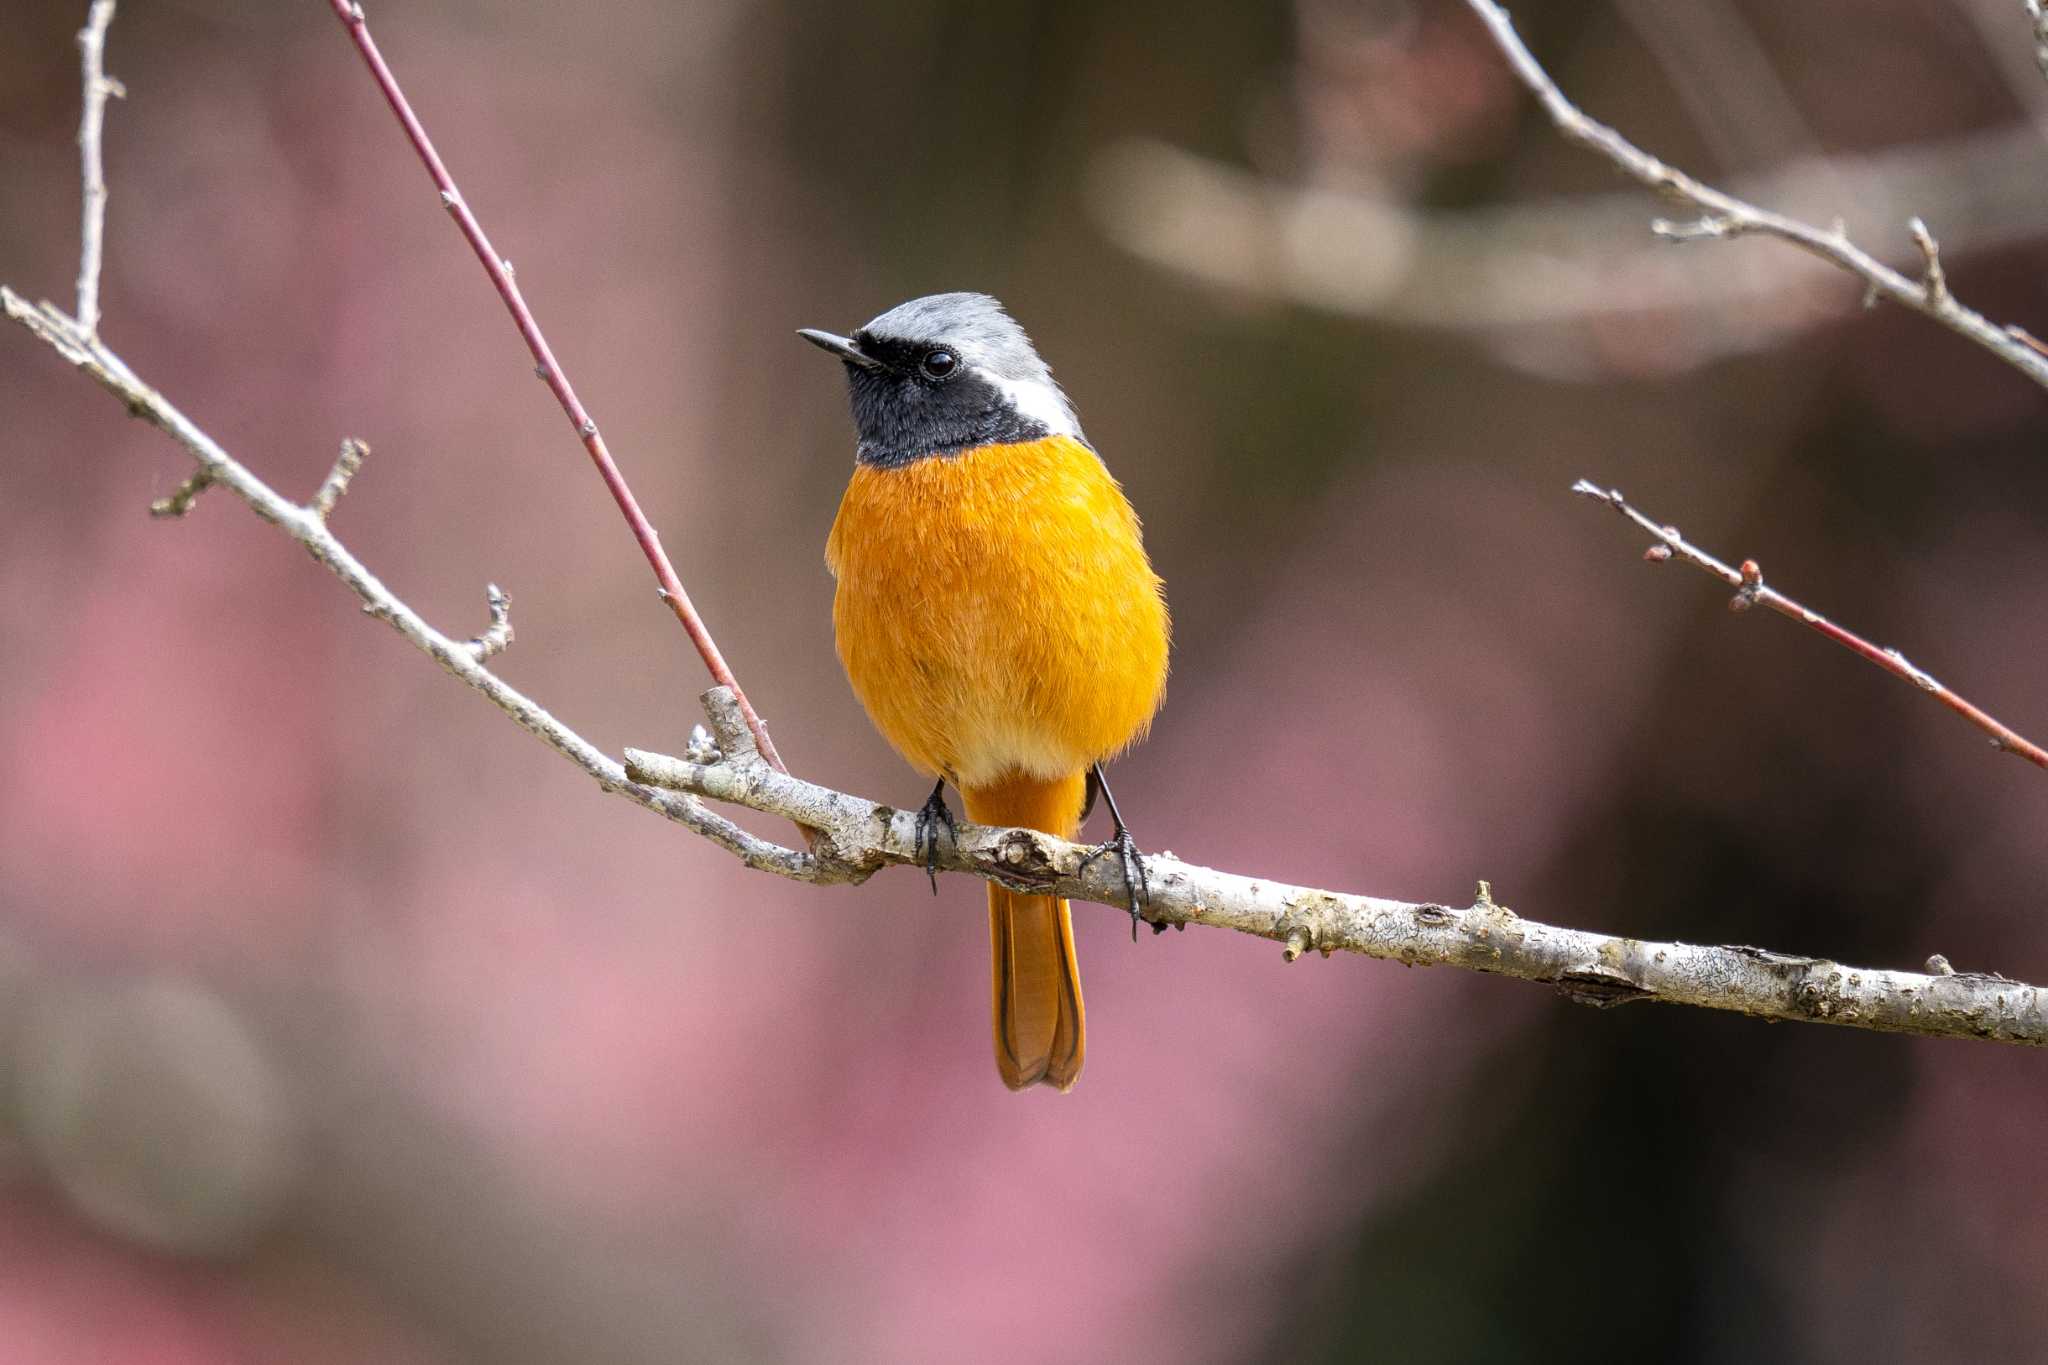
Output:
[801, 293, 1170, 1092]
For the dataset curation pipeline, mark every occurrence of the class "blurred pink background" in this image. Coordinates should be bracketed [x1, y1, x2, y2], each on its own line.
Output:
[5, 1, 2048, 1360]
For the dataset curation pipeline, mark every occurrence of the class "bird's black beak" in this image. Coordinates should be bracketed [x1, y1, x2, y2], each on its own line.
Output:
[797, 328, 884, 370]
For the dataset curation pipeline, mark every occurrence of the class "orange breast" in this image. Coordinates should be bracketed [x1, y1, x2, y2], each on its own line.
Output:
[825, 435, 1170, 788]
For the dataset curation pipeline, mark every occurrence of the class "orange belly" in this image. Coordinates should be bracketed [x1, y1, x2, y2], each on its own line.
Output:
[825, 435, 1170, 788]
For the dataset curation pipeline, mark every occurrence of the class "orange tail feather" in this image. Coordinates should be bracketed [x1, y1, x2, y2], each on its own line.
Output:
[963, 772, 1087, 1092]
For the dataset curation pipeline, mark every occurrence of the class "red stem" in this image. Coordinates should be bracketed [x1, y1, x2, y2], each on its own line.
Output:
[1575, 481, 2047, 771]
[1750, 586, 2047, 769]
[324, 0, 787, 776]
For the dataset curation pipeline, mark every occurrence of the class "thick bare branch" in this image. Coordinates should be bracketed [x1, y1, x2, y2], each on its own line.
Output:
[1460, 0, 2048, 390]
[1574, 480, 2048, 770]
[625, 689, 2048, 1048]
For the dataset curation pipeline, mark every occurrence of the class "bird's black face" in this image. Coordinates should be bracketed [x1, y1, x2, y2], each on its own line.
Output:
[801, 327, 1050, 469]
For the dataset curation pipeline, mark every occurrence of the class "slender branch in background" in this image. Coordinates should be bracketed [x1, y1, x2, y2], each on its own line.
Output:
[1573, 480, 2048, 771]
[1091, 123, 2048, 376]
[1099, 2, 2048, 377]
[72, 0, 120, 337]
[1461, 0, 2048, 391]
[320, 0, 787, 776]
[616, 689, 2048, 1048]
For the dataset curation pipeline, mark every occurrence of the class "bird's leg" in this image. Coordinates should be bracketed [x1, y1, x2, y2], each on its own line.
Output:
[1078, 763, 1157, 940]
[915, 778, 956, 895]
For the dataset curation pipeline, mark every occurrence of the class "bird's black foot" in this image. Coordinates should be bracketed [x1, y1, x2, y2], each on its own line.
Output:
[1078, 763, 1157, 940]
[915, 779, 956, 895]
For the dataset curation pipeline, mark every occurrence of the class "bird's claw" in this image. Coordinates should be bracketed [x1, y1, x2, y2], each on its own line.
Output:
[915, 781, 956, 895]
[1081, 825, 1153, 940]
[1079, 764, 1158, 940]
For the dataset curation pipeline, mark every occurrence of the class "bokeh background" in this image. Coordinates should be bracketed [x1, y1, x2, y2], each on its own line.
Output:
[5, 0, 2048, 1360]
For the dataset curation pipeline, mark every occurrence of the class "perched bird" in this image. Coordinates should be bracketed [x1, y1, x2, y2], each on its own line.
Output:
[802, 292, 1170, 1092]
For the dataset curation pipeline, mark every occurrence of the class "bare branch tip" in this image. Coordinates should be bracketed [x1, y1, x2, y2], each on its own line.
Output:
[466, 583, 514, 663]
[1908, 216, 1948, 306]
[309, 437, 368, 520]
[148, 468, 213, 519]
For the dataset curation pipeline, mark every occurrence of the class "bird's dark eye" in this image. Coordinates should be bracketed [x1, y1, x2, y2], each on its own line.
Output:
[920, 348, 957, 379]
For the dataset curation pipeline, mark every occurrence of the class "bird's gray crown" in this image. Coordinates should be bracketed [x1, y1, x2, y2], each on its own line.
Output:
[857, 292, 1078, 437]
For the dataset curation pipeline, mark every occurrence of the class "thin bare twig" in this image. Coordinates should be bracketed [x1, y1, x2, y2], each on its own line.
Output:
[320, 0, 787, 776]
[310, 437, 367, 520]
[1462, 0, 2048, 391]
[1909, 216, 1949, 306]
[467, 584, 514, 663]
[148, 468, 212, 519]
[73, 0, 120, 337]
[1573, 480, 2048, 770]
[618, 688, 2048, 1048]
